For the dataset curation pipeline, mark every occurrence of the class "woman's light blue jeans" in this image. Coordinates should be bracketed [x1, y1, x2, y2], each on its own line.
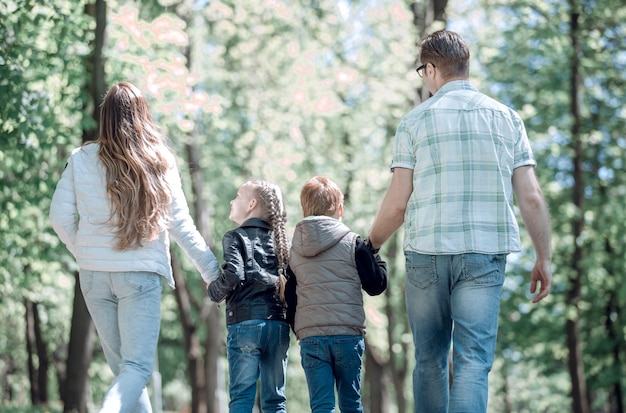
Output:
[404, 252, 505, 413]
[300, 335, 365, 413]
[226, 319, 290, 413]
[80, 270, 162, 413]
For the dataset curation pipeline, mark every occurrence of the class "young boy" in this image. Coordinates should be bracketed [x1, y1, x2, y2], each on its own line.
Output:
[285, 176, 387, 413]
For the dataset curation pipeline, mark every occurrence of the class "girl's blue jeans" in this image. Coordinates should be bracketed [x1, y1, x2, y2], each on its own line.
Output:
[300, 335, 365, 413]
[226, 319, 290, 413]
[404, 252, 505, 413]
[80, 270, 162, 413]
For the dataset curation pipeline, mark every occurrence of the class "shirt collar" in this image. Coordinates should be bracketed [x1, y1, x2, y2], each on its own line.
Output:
[435, 80, 477, 96]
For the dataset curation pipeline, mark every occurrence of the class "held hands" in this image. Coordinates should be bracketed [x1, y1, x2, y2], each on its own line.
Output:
[363, 237, 380, 256]
[530, 259, 552, 303]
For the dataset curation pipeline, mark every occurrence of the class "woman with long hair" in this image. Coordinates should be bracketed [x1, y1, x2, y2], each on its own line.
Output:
[50, 82, 220, 412]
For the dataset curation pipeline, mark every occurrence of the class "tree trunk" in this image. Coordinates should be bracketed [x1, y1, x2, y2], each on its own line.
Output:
[171, 234, 224, 413]
[384, 233, 409, 413]
[607, 294, 624, 413]
[179, 134, 225, 413]
[565, 2, 590, 413]
[600, 213, 624, 413]
[365, 339, 390, 413]
[24, 298, 36, 403]
[171, 252, 210, 413]
[34, 300, 49, 404]
[404, 2, 449, 410]
[62, 0, 106, 411]
[204, 305, 225, 412]
[171, 14, 225, 413]
[25, 297, 46, 404]
[501, 362, 513, 413]
[83, 0, 106, 145]
[410, 0, 448, 104]
[62, 273, 96, 413]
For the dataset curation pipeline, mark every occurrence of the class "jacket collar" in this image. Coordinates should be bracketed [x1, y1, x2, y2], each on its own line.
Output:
[239, 217, 272, 230]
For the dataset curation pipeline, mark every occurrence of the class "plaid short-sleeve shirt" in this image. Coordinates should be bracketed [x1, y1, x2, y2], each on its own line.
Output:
[391, 80, 536, 255]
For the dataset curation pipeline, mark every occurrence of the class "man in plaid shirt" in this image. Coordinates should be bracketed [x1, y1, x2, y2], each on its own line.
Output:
[367, 30, 552, 413]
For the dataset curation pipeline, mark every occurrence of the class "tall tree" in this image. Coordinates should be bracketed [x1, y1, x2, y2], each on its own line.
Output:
[372, 2, 451, 407]
[152, 4, 227, 412]
[24, 298, 49, 404]
[195, 0, 419, 410]
[472, 0, 626, 410]
[105, 2, 232, 410]
[61, 1, 107, 411]
[410, 0, 448, 103]
[0, 0, 93, 407]
[62, 273, 96, 413]
[565, 2, 590, 412]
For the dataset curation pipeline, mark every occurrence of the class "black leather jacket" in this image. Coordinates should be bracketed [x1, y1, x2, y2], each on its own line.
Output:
[208, 218, 287, 325]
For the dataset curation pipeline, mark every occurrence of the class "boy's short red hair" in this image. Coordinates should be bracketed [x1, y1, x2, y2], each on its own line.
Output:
[300, 176, 344, 217]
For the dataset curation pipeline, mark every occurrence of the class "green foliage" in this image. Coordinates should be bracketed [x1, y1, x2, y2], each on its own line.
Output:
[467, 0, 626, 410]
[194, 3, 417, 407]
[192, 0, 417, 237]
[0, 0, 89, 403]
[0, 405, 63, 413]
[83, 1, 416, 409]
[6, 0, 625, 410]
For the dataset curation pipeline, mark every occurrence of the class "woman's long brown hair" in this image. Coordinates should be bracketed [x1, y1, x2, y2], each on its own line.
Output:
[97, 82, 172, 250]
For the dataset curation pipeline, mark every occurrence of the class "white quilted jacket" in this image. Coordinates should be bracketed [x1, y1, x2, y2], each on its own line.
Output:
[49, 143, 220, 288]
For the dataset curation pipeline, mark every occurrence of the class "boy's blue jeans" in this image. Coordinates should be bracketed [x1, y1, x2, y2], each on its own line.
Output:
[300, 335, 365, 413]
[80, 270, 162, 413]
[226, 319, 290, 413]
[404, 252, 505, 413]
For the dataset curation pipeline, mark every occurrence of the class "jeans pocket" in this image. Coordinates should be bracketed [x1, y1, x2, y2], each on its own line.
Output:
[228, 322, 263, 354]
[300, 338, 321, 369]
[124, 272, 161, 292]
[334, 336, 364, 369]
[406, 253, 437, 289]
[461, 254, 505, 285]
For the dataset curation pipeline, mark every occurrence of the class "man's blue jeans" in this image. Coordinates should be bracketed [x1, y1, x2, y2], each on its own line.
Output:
[404, 252, 505, 413]
[80, 270, 163, 413]
[226, 319, 290, 413]
[300, 335, 365, 413]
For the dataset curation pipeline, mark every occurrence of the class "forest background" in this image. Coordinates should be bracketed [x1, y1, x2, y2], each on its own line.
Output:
[1, 0, 625, 412]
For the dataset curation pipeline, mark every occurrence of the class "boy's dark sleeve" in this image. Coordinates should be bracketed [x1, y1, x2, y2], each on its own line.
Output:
[284, 266, 297, 333]
[207, 231, 244, 302]
[355, 236, 388, 296]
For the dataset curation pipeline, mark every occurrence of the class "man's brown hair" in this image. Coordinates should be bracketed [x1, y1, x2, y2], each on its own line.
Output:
[419, 29, 470, 79]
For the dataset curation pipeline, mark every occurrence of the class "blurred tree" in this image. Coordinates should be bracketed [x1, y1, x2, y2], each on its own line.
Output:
[194, 0, 418, 410]
[103, 2, 226, 411]
[0, 0, 91, 408]
[24, 298, 48, 404]
[61, 0, 107, 411]
[10, 0, 624, 411]
[565, 2, 590, 412]
[471, 0, 626, 411]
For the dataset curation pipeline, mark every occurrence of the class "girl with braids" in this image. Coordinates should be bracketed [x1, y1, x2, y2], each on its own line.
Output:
[285, 176, 388, 413]
[50, 82, 220, 413]
[207, 179, 291, 413]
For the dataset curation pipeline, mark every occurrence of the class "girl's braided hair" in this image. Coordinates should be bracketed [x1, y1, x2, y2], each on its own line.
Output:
[248, 180, 289, 301]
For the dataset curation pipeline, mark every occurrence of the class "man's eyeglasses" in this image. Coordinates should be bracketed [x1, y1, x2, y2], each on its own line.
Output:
[416, 63, 435, 78]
